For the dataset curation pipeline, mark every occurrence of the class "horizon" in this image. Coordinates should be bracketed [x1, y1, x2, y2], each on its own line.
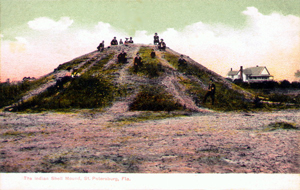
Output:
[1, 0, 300, 82]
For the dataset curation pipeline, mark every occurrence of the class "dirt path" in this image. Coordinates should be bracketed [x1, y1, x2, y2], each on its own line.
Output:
[0, 109, 298, 173]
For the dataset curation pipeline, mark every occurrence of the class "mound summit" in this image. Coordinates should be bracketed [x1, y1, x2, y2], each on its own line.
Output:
[5, 44, 254, 112]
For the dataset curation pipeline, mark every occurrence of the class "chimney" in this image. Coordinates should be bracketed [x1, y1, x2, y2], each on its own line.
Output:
[240, 66, 243, 81]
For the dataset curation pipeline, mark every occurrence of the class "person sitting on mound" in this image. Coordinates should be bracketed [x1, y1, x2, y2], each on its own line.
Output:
[97, 40, 104, 52]
[129, 37, 134, 43]
[110, 37, 118, 45]
[158, 39, 166, 51]
[150, 49, 156, 58]
[118, 50, 127, 63]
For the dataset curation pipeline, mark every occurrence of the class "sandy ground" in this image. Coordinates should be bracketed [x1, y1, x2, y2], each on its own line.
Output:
[0, 106, 299, 173]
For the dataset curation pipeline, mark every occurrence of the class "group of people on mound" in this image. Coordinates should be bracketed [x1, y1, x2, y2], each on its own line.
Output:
[110, 36, 134, 46]
[153, 33, 166, 51]
[97, 33, 167, 52]
[96, 33, 215, 105]
[97, 37, 134, 52]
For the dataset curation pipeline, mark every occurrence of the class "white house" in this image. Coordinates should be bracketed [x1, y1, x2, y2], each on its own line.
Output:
[227, 66, 273, 82]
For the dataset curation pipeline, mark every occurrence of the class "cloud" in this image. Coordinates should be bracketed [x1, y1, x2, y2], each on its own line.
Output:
[157, 7, 300, 81]
[28, 17, 73, 31]
[1, 8, 299, 82]
[15, 37, 28, 44]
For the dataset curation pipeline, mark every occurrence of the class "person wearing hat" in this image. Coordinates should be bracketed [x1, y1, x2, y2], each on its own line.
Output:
[134, 52, 142, 72]
[97, 40, 104, 52]
[202, 79, 216, 105]
[129, 37, 134, 43]
[124, 38, 129, 46]
[153, 33, 159, 45]
[158, 39, 166, 51]
[118, 50, 127, 63]
[111, 37, 118, 45]
[178, 54, 187, 68]
[150, 49, 156, 58]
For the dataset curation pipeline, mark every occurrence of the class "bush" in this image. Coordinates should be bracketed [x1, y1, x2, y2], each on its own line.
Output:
[210, 84, 251, 111]
[129, 85, 183, 111]
[58, 75, 115, 108]
[279, 80, 291, 89]
[0, 81, 31, 108]
[15, 75, 116, 111]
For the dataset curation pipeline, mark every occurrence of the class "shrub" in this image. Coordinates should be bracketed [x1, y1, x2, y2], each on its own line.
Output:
[53, 75, 115, 108]
[129, 85, 183, 111]
[279, 80, 291, 89]
[15, 75, 116, 111]
[0, 81, 31, 108]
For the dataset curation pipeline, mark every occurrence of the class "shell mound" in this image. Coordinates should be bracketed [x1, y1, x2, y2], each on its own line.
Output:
[4, 44, 254, 113]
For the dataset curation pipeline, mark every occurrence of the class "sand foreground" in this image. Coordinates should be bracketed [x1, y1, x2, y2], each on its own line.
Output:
[0, 109, 299, 173]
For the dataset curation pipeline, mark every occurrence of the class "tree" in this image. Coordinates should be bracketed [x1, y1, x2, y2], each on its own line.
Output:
[279, 80, 291, 89]
[295, 70, 300, 78]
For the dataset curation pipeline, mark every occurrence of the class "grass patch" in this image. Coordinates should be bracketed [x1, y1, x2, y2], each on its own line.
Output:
[0, 76, 54, 108]
[164, 52, 211, 82]
[165, 52, 254, 111]
[83, 53, 114, 76]
[178, 76, 253, 111]
[57, 55, 90, 71]
[113, 111, 187, 125]
[129, 85, 183, 111]
[14, 75, 116, 111]
[263, 121, 299, 131]
[209, 83, 252, 111]
[129, 47, 164, 78]
[2, 130, 23, 136]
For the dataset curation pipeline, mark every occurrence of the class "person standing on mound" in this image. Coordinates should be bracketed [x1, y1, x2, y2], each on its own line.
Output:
[134, 53, 142, 73]
[203, 79, 216, 105]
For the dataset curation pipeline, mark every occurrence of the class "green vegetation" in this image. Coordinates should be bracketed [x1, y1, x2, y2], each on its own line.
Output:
[0, 76, 54, 108]
[164, 52, 253, 111]
[113, 111, 187, 125]
[233, 81, 300, 108]
[129, 85, 183, 111]
[3, 52, 122, 112]
[178, 75, 252, 111]
[57, 55, 90, 71]
[263, 121, 299, 131]
[83, 53, 114, 76]
[129, 47, 164, 78]
[14, 75, 116, 112]
[164, 52, 211, 83]
[2, 46, 299, 113]
[2, 131, 23, 136]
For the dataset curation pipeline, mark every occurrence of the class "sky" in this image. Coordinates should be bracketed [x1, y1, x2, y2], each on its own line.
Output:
[1, 0, 300, 82]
